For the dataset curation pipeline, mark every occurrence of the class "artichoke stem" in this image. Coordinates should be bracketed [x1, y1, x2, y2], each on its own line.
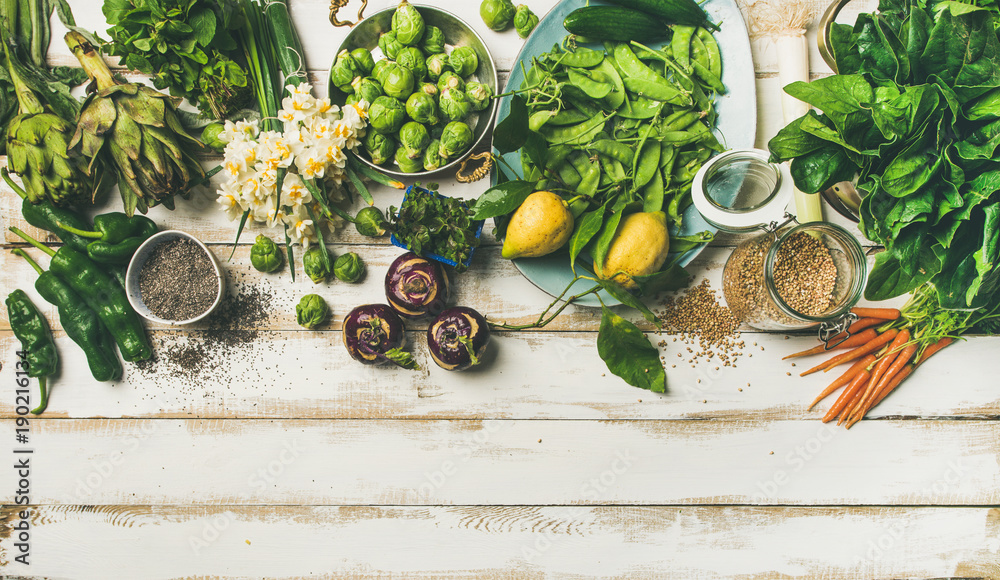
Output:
[1, 34, 43, 115]
[65, 31, 117, 90]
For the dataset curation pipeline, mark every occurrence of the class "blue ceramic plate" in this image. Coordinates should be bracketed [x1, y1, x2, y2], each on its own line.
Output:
[493, 0, 757, 306]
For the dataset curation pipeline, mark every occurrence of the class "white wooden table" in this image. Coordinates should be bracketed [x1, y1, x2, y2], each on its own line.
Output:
[2, 0, 999, 577]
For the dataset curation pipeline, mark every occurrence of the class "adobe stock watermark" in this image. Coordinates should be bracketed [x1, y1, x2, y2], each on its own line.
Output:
[188, 438, 302, 555]
[412, 420, 516, 501]
[753, 422, 841, 502]
[855, 458, 970, 566]
[522, 448, 637, 562]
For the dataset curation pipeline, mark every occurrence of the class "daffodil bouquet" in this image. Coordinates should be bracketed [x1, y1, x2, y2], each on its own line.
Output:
[216, 83, 368, 256]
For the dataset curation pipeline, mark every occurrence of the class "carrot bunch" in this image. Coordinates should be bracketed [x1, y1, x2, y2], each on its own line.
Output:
[785, 305, 955, 429]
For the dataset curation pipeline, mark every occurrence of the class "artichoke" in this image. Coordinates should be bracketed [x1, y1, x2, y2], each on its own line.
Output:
[66, 31, 205, 216]
[4, 43, 107, 208]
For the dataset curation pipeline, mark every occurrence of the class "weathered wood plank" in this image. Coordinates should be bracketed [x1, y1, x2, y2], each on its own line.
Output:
[0, 505, 996, 579]
[1, 419, 996, 505]
[1, 326, 995, 420]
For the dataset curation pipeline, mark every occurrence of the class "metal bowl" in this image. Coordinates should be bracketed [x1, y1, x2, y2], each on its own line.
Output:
[329, 5, 498, 178]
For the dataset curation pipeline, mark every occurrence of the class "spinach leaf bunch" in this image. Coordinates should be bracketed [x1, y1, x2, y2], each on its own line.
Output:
[103, 0, 252, 119]
[769, 0, 1000, 310]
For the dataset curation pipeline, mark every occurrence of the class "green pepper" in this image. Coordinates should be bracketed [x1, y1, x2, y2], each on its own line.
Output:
[56, 212, 158, 265]
[13, 249, 122, 382]
[5, 168, 91, 253]
[11, 227, 152, 363]
[5, 288, 58, 414]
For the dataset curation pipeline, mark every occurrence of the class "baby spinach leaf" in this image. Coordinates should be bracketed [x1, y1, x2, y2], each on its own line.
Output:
[597, 305, 665, 393]
[955, 118, 1000, 160]
[880, 131, 942, 197]
[830, 22, 862, 74]
[970, 202, 1000, 300]
[865, 248, 938, 301]
[784, 75, 873, 124]
[471, 180, 534, 220]
[856, 14, 909, 84]
[767, 112, 829, 161]
[789, 145, 859, 194]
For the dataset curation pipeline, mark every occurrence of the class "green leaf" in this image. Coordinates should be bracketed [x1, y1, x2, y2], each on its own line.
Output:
[768, 111, 830, 162]
[591, 209, 624, 270]
[493, 95, 528, 155]
[471, 180, 534, 220]
[568, 208, 604, 274]
[190, 7, 217, 46]
[969, 203, 1000, 302]
[865, 248, 938, 301]
[881, 131, 941, 197]
[597, 305, 665, 393]
[631, 262, 692, 296]
[595, 279, 659, 325]
[788, 145, 859, 194]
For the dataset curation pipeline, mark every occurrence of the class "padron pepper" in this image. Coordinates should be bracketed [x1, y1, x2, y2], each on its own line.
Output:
[5, 289, 58, 414]
[5, 168, 91, 253]
[11, 227, 152, 362]
[13, 249, 123, 382]
[55, 212, 158, 265]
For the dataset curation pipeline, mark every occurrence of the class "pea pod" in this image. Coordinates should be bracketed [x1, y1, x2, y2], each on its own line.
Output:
[545, 144, 573, 172]
[659, 109, 701, 132]
[696, 28, 722, 79]
[593, 57, 626, 110]
[556, 160, 583, 188]
[568, 150, 592, 178]
[691, 58, 726, 94]
[617, 95, 662, 119]
[623, 77, 690, 105]
[577, 158, 601, 197]
[529, 110, 556, 132]
[568, 68, 613, 99]
[634, 140, 661, 189]
[667, 189, 685, 227]
[591, 139, 634, 165]
[672, 25, 696, 69]
[599, 154, 627, 183]
[540, 113, 607, 146]
[549, 108, 590, 126]
[559, 46, 604, 68]
[641, 167, 665, 212]
[613, 43, 667, 84]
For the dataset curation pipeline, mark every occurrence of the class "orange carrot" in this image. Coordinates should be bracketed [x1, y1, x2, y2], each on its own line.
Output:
[838, 384, 869, 425]
[848, 317, 891, 334]
[851, 307, 901, 320]
[847, 342, 919, 428]
[915, 336, 954, 365]
[869, 364, 914, 408]
[799, 328, 898, 377]
[808, 354, 877, 411]
[822, 368, 869, 423]
[783, 328, 878, 360]
[848, 329, 910, 421]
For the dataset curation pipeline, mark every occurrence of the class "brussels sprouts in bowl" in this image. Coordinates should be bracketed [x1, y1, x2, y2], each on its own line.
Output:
[329, 4, 498, 177]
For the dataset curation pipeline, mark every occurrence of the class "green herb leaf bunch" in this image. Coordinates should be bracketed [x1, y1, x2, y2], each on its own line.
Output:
[103, 0, 252, 119]
[389, 185, 482, 272]
[768, 0, 1000, 310]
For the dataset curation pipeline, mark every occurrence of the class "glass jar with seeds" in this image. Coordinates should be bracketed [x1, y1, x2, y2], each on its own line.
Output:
[690, 149, 867, 331]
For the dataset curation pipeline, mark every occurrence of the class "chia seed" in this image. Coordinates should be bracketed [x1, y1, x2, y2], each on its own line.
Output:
[139, 239, 218, 321]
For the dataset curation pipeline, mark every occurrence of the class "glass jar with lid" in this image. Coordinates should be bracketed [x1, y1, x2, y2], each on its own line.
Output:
[691, 149, 867, 332]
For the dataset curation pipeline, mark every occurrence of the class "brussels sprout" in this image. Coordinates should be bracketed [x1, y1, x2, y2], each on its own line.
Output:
[425, 53, 451, 82]
[448, 46, 479, 78]
[350, 47, 376, 74]
[250, 234, 283, 273]
[364, 130, 397, 165]
[334, 252, 366, 283]
[351, 76, 384, 104]
[391, 0, 425, 45]
[396, 47, 428, 82]
[369, 96, 407, 135]
[439, 88, 472, 122]
[379, 62, 415, 100]
[514, 4, 538, 38]
[420, 25, 446, 55]
[296, 294, 330, 329]
[303, 247, 331, 284]
[465, 81, 492, 112]
[423, 139, 444, 171]
[378, 31, 403, 60]
[437, 70, 465, 94]
[399, 121, 430, 157]
[439, 121, 473, 159]
[331, 49, 363, 93]
[355, 206, 388, 237]
[405, 91, 439, 125]
[420, 82, 439, 98]
[201, 123, 226, 153]
[480, 0, 516, 31]
[395, 146, 424, 173]
[372, 59, 391, 83]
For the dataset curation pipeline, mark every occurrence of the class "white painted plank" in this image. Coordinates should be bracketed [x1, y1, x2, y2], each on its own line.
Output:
[1, 505, 996, 579]
[1, 326, 996, 420]
[2, 419, 997, 505]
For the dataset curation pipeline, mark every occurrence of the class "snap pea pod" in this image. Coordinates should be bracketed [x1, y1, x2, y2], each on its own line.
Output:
[591, 139, 634, 165]
[599, 154, 627, 184]
[593, 57, 626, 110]
[557, 46, 604, 68]
[545, 144, 574, 172]
[622, 78, 690, 106]
[696, 28, 722, 79]
[641, 165, 665, 212]
[529, 110, 556, 132]
[541, 113, 607, 146]
[634, 141, 661, 189]
[659, 109, 702, 133]
[613, 43, 668, 85]
[672, 25, 696, 69]
[549, 108, 590, 126]
[568, 68, 613, 99]
[557, 160, 583, 188]
[667, 189, 685, 226]
[568, 150, 593, 178]
[577, 158, 601, 197]
[617, 95, 662, 119]
[689, 45, 726, 94]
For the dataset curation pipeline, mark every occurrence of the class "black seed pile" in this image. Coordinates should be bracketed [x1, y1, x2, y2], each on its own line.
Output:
[139, 239, 218, 321]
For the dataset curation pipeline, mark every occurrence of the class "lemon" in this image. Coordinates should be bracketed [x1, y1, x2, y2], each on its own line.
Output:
[594, 211, 671, 289]
[501, 191, 574, 259]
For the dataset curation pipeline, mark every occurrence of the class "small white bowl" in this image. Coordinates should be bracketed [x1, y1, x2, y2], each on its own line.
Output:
[126, 230, 225, 325]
